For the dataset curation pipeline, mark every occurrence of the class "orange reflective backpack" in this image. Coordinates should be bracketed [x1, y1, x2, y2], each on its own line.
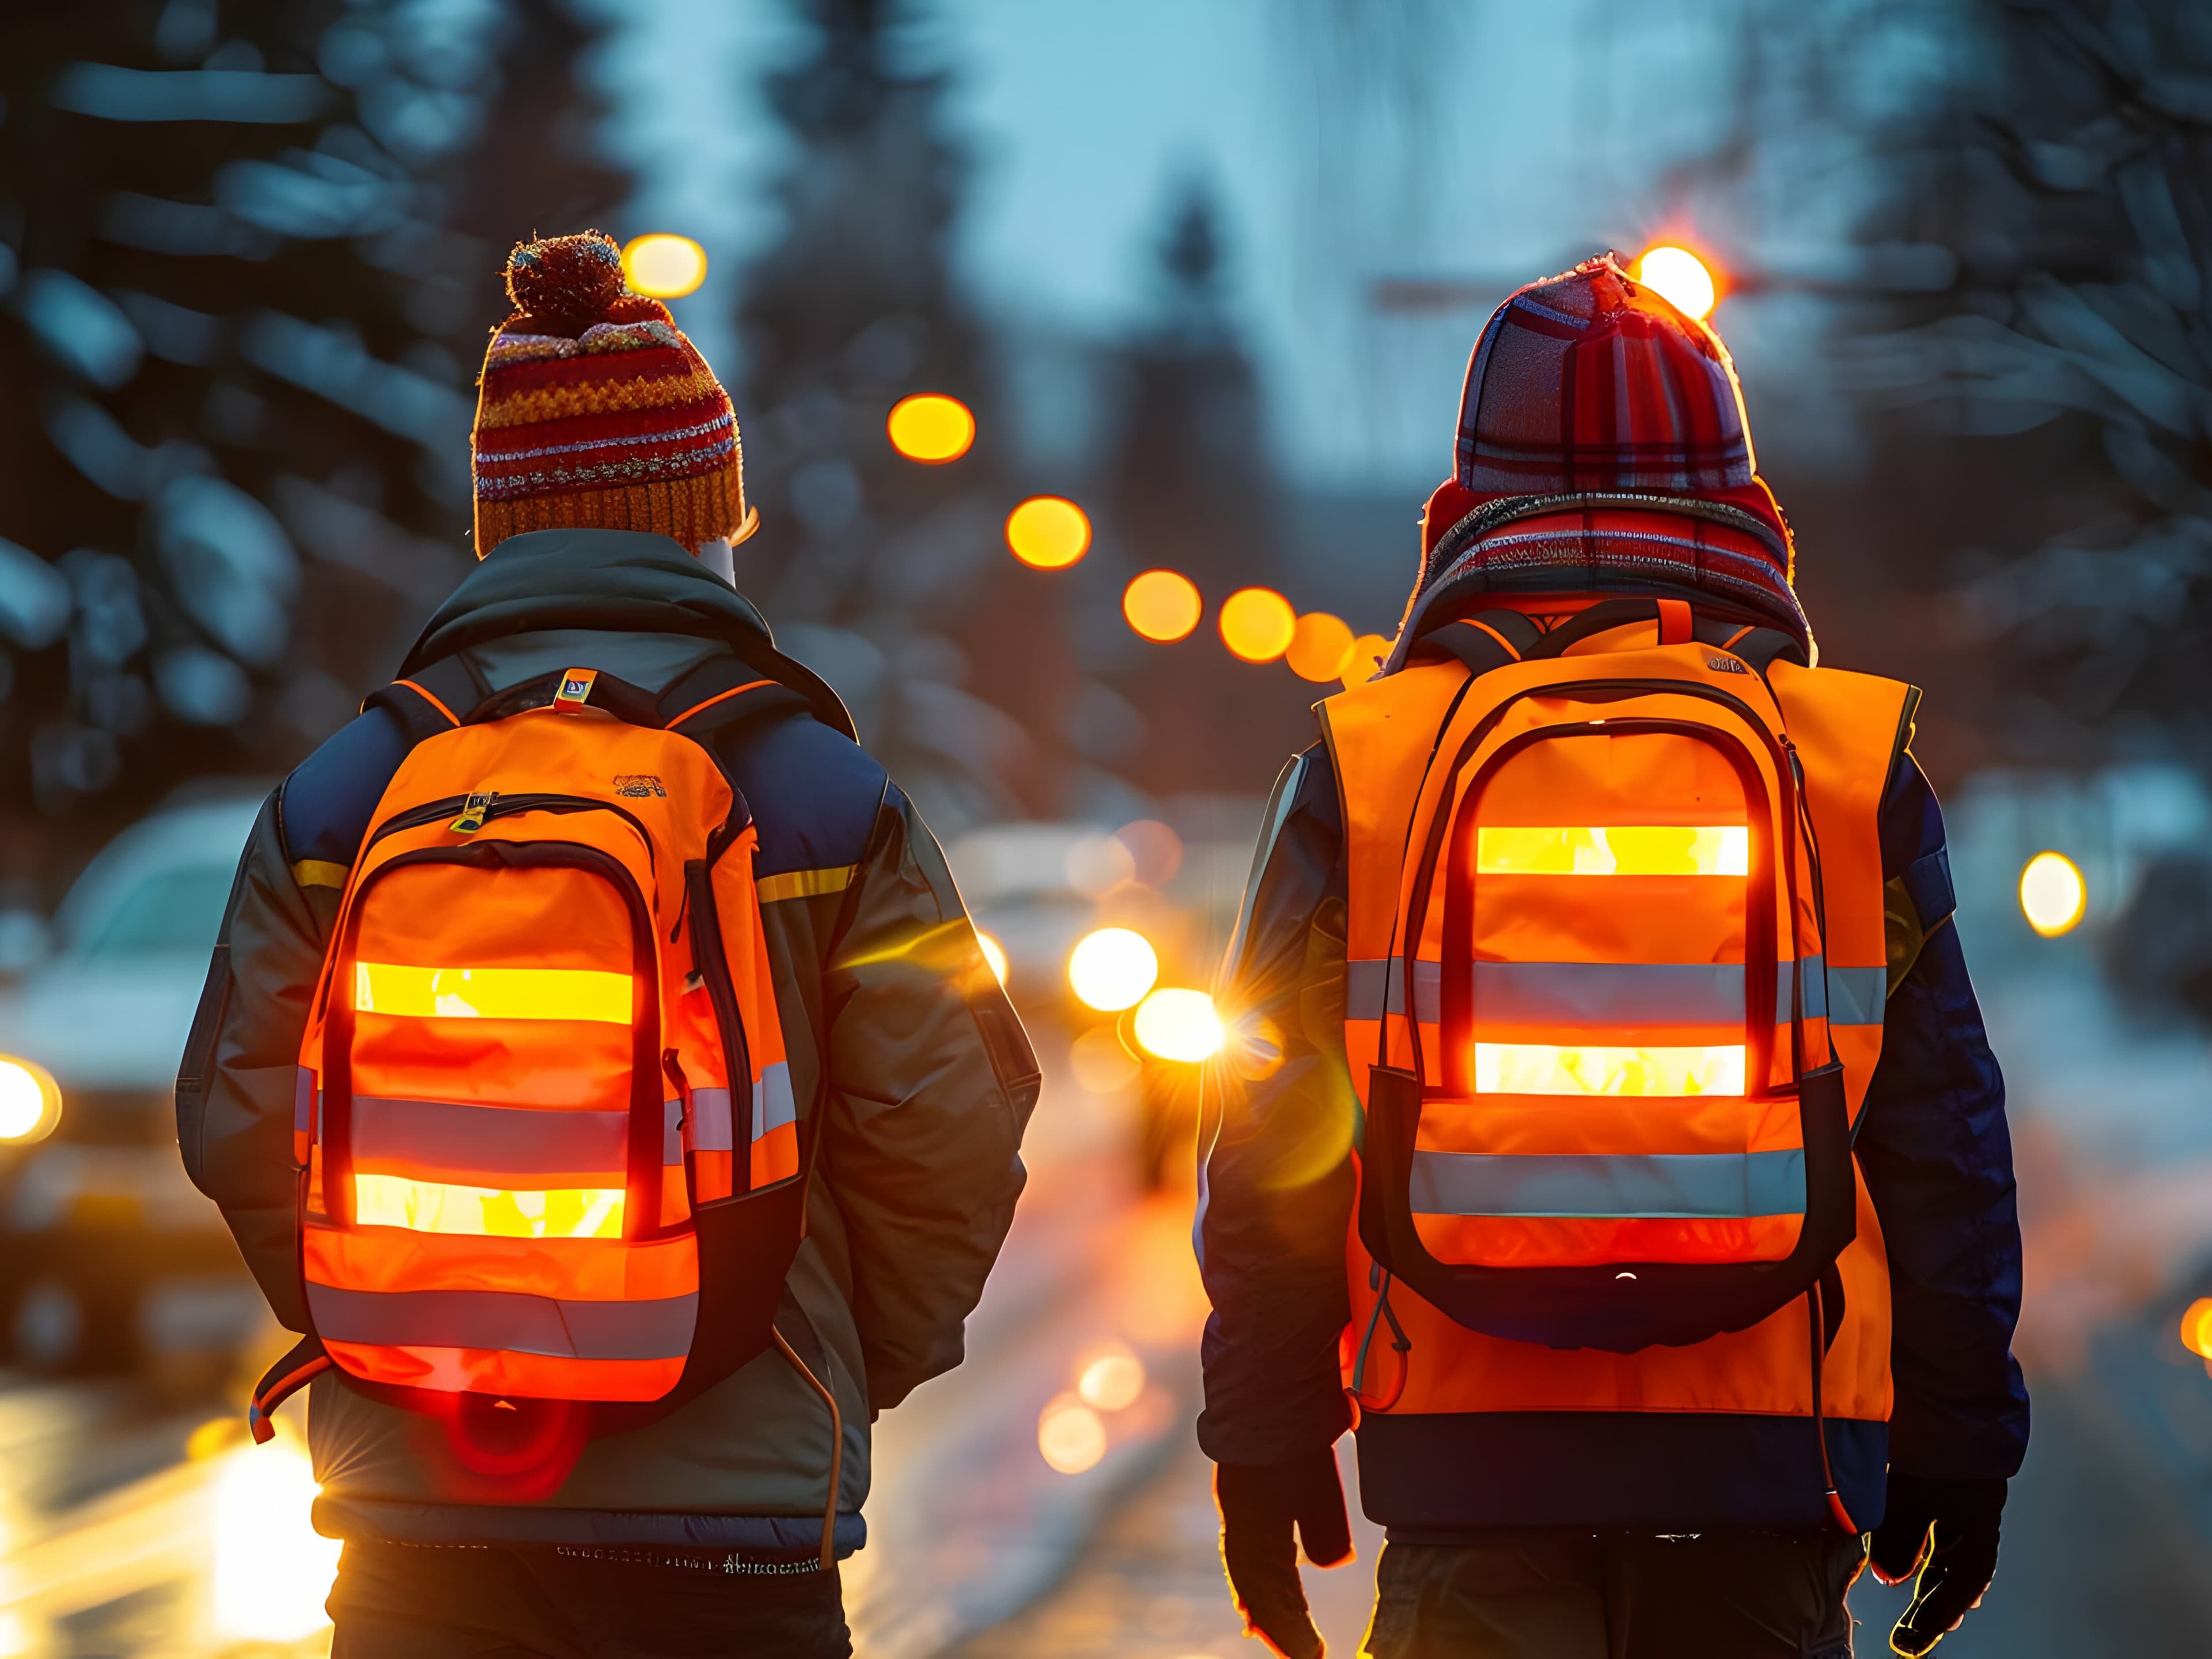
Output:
[1354, 599, 1857, 1357]
[250, 657, 810, 1442]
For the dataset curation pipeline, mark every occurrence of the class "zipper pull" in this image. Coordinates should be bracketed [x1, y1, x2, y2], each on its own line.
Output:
[449, 789, 498, 834]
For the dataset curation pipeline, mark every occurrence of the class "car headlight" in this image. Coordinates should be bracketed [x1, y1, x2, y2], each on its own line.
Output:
[0, 1055, 63, 1144]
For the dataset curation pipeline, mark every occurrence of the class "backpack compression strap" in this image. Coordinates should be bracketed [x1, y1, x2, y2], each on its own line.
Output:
[248, 1334, 332, 1442]
[363, 657, 802, 743]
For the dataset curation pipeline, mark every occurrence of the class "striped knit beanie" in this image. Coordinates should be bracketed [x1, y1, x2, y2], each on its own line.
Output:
[471, 230, 753, 557]
[1391, 253, 1808, 668]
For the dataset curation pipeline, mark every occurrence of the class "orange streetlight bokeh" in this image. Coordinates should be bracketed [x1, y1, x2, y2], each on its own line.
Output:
[1286, 612, 1355, 682]
[621, 233, 708, 299]
[1340, 632, 1391, 688]
[886, 393, 975, 463]
[1123, 570, 1202, 642]
[1634, 245, 1718, 320]
[1006, 496, 1091, 568]
[1219, 587, 1296, 663]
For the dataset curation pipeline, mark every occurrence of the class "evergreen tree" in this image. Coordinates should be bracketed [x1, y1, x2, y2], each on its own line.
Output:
[0, 0, 625, 878]
[735, 0, 1078, 830]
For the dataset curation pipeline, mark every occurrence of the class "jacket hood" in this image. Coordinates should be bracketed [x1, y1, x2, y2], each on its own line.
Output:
[399, 528, 855, 738]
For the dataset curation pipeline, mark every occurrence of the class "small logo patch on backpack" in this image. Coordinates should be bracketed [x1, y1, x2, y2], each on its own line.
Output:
[613, 774, 666, 798]
[1706, 654, 1749, 673]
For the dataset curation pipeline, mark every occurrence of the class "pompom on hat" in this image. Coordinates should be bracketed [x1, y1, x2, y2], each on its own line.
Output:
[1389, 253, 1810, 671]
[470, 230, 756, 558]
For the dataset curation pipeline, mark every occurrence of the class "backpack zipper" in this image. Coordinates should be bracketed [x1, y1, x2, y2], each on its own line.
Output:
[365, 792, 658, 876]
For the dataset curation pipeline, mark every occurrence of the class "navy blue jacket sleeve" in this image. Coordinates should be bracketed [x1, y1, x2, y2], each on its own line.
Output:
[1855, 755, 2031, 1480]
[1195, 745, 1358, 1466]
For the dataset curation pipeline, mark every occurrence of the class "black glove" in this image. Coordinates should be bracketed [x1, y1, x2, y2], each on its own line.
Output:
[1868, 1473, 2006, 1656]
[1215, 1448, 1354, 1659]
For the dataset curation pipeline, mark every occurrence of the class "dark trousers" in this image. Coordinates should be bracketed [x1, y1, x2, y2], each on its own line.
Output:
[1362, 1530, 1868, 1659]
[327, 1537, 852, 1659]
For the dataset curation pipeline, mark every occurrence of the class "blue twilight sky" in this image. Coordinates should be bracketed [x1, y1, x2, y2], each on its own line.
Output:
[579, 0, 1914, 491]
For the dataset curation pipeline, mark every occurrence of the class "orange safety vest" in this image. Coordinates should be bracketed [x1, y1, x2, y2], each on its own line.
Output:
[267, 660, 808, 1435]
[1321, 611, 1914, 1524]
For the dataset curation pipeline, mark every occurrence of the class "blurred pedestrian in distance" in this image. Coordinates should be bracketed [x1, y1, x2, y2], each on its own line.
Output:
[177, 230, 1039, 1659]
[1198, 254, 2025, 1658]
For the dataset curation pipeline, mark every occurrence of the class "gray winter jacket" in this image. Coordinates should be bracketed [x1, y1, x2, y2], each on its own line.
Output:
[177, 529, 1039, 1555]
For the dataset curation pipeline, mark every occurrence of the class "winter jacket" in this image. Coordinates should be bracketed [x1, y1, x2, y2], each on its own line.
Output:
[1195, 703, 2028, 1533]
[177, 528, 1039, 1554]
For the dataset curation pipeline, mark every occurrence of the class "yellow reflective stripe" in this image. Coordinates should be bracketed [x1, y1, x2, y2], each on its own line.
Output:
[1474, 1041, 1746, 1097]
[353, 963, 632, 1024]
[293, 859, 350, 890]
[756, 864, 855, 904]
[1476, 826, 1748, 877]
[353, 1173, 625, 1238]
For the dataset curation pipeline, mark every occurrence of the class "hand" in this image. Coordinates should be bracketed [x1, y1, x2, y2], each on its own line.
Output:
[1214, 1448, 1354, 1659]
[1869, 1473, 2006, 1656]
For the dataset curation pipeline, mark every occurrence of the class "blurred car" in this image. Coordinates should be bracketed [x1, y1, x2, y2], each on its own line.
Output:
[0, 790, 264, 1372]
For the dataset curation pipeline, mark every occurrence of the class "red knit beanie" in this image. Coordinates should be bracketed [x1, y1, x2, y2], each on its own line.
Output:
[470, 230, 755, 558]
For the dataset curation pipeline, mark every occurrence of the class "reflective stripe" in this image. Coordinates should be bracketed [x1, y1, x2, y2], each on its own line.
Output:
[349, 1096, 684, 1181]
[295, 1067, 316, 1135]
[353, 1175, 626, 1238]
[1344, 957, 1888, 1029]
[753, 1061, 796, 1141]
[306, 1282, 696, 1361]
[1474, 1042, 1745, 1097]
[756, 865, 854, 904]
[685, 1063, 794, 1152]
[1476, 826, 1749, 877]
[688, 1086, 733, 1153]
[293, 859, 350, 889]
[1410, 1148, 1806, 1219]
[354, 963, 632, 1025]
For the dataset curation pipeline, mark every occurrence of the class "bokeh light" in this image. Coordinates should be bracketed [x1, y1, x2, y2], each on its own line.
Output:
[1635, 244, 1717, 320]
[975, 930, 1008, 985]
[620, 233, 707, 299]
[211, 1432, 342, 1641]
[0, 1056, 61, 1143]
[1132, 988, 1225, 1062]
[1077, 1346, 1146, 1412]
[1006, 496, 1092, 567]
[885, 393, 975, 463]
[1069, 927, 1158, 1012]
[2019, 851, 2086, 937]
[1123, 569, 1203, 642]
[1219, 587, 1297, 662]
[1113, 819, 1184, 887]
[1286, 612, 1355, 682]
[2181, 1297, 2212, 1362]
[1340, 632, 1391, 688]
[1037, 1393, 1107, 1474]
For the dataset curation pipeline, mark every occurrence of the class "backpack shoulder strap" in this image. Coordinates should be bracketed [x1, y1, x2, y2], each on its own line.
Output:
[658, 656, 809, 740]
[1410, 609, 1544, 676]
[362, 656, 479, 745]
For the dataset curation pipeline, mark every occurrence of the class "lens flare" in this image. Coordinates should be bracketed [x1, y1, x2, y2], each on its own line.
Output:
[1132, 988, 1224, 1063]
[0, 1056, 62, 1143]
[620, 233, 707, 299]
[1286, 612, 1355, 682]
[1219, 588, 1297, 663]
[886, 393, 975, 463]
[1069, 928, 1158, 1012]
[2019, 851, 2085, 937]
[975, 930, 1009, 985]
[211, 1434, 342, 1642]
[1037, 1393, 1107, 1474]
[1006, 497, 1091, 568]
[1635, 245, 1717, 320]
[1123, 570, 1203, 642]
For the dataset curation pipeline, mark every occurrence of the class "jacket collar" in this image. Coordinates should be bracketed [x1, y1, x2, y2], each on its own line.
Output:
[398, 528, 855, 738]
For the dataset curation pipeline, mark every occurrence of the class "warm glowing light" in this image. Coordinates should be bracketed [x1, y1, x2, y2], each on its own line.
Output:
[1219, 588, 1297, 663]
[1037, 1393, 1108, 1474]
[1635, 245, 1717, 320]
[2180, 1297, 2212, 1360]
[885, 393, 976, 463]
[2020, 851, 2086, 937]
[211, 1436, 342, 1642]
[0, 1056, 61, 1143]
[1123, 569, 1203, 642]
[1340, 632, 1391, 688]
[353, 1175, 626, 1239]
[1006, 496, 1092, 568]
[1114, 819, 1184, 887]
[1286, 612, 1356, 682]
[1069, 1025, 1141, 1093]
[187, 1417, 249, 1461]
[1478, 826, 1749, 877]
[620, 233, 708, 300]
[1475, 1042, 1745, 1097]
[1077, 1346, 1146, 1411]
[1069, 928, 1158, 1012]
[354, 963, 632, 1024]
[976, 930, 1009, 985]
[1133, 988, 1225, 1063]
